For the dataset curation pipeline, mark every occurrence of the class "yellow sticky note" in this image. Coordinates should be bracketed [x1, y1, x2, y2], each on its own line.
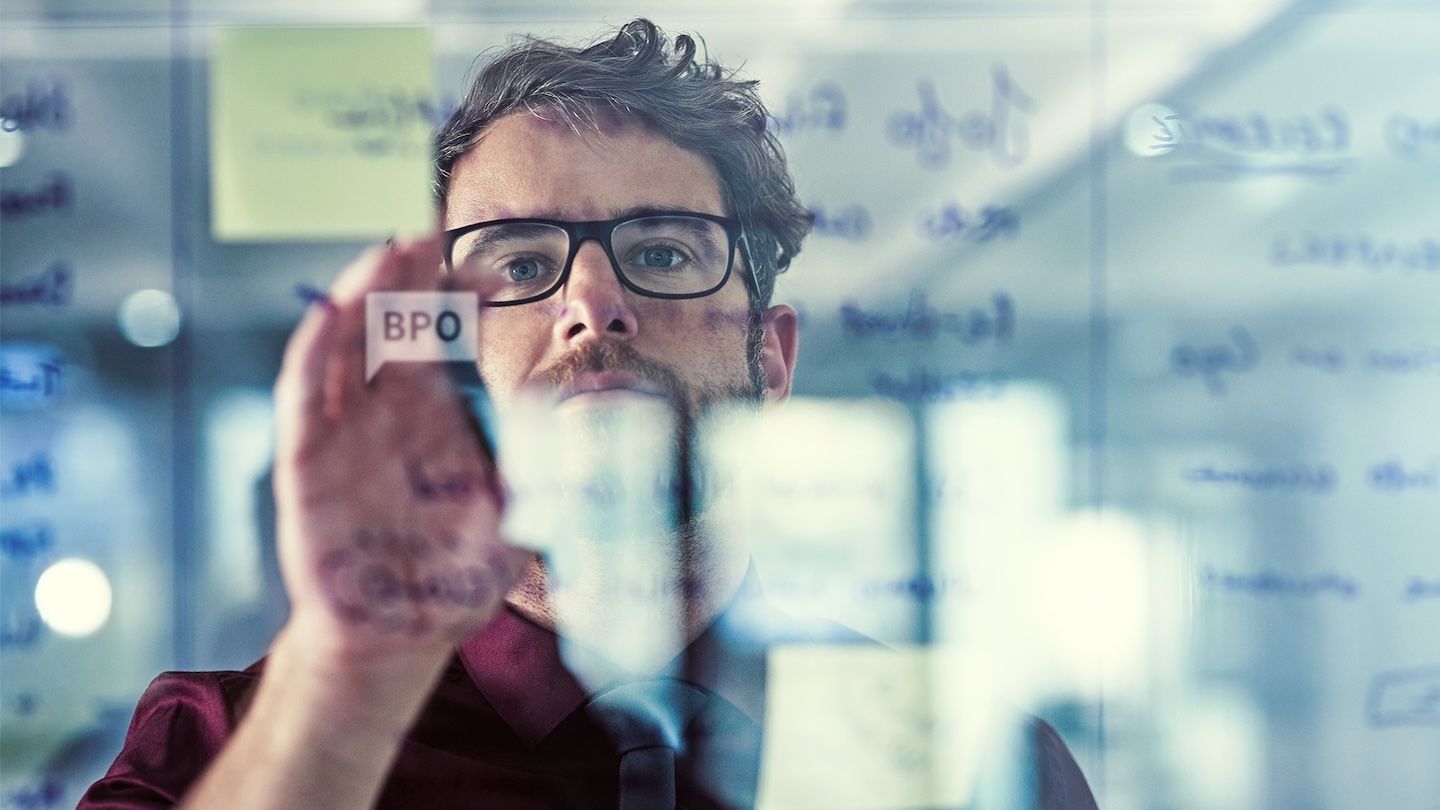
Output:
[210, 27, 436, 241]
[758, 645, 1012, 810]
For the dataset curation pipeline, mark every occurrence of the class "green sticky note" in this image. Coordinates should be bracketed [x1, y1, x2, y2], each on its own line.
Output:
[211, 27, 436, 241]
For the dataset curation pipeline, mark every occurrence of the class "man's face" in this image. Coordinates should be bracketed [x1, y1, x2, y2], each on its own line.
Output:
[443, 112, 795, 418]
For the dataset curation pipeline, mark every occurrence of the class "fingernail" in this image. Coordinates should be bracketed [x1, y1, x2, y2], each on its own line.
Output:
[294, 283, 336, 312]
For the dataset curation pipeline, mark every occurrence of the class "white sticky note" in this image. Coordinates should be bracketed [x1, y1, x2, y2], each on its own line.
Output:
[496, 395, 687, 678]
[698, 400, 920, 641]
[758, 645, 1004, 810]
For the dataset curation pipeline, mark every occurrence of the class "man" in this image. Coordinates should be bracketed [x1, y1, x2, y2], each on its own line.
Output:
[81, 19, 1096, 809]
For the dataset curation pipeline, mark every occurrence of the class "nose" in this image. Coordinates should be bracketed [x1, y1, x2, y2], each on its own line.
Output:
[553, 238, 639, 344]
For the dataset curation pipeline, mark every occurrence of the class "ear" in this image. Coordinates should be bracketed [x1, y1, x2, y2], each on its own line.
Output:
[759, 304, 799, 403]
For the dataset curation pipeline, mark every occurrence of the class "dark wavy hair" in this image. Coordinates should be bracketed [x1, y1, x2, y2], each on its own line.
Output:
[434, 19, 811, 307]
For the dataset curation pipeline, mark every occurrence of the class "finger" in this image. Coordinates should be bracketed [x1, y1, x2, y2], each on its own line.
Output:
[322, 242, 429, 418]
[385, 233, 446, 293]
[284, 230, 483, 431]
[330, 234, 506, 451]
[329, 241, 408, 305]
[362, 236, 504, 432]
[275, 291, 342, 459]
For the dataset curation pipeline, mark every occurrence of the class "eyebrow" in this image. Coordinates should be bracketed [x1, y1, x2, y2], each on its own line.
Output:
[623, 215, 724, 244]
[462, 222, 561, 256]
[608, 204, 708, 221]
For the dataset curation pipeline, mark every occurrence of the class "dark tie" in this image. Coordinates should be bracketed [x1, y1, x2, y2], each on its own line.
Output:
[584, 678, 758, 810]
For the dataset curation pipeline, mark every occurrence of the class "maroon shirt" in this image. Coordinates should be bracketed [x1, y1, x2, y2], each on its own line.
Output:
[79, 602, 1098, 809]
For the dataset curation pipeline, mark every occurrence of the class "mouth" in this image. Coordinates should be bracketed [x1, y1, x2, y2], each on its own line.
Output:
[555, 371, 668, 405]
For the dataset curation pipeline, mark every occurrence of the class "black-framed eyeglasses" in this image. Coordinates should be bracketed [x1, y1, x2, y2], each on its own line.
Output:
[442, 210, 761, 306]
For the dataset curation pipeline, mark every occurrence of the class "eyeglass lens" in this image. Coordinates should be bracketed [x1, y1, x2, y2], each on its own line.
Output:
[450, 216, 732, 302]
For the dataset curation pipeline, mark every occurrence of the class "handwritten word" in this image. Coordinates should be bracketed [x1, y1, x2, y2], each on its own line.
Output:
[1289, 344, 1346, 374]
[735, 573, 970, 604]
[1367, 668, 1440, 728]
[1289, 344, 1440, 378]
[1271, 233, 1440, 274]
[1, 523, 54, 559]
[1171, 327, 1258, 395]
[767, 81, 847, 137]
[407, 459, 490, 502]
[1384, 113, 1440, 159]
[0, 79, 72, 133]
[1368, 459, 1438, 493]
[0, 777, 63, 809]
[919, 201, 1019, 242]
[1148, 114, 1181, 153]
[251, 130, 424, 159]
[0, 263, 72, 308]
[318, 530, 508, 632]
[870, 367, 1005, 403]
[693, 303, 804, 332]
[1366, 345, 1440, 376]
[886, 65, 1034, 170]
[352, 527, 450, 557]
[840, 291, 1015, 345]
[0, 616, 42, 650]
[1, 453, 55, 498]
[1182, 463, 1336, 494]
[295, 89, 438, 132]
[1200, 567, 1360, 600]
[808, 204, 872, 241]
[1405, 578, 1440, 602]
[858, 573, 969, 603]
[1153, 106, 1349, 156]
[0, 173, 73, 221]
[325, 552, 495, 615]
[1154, 107, 1351, 181]
[0, 350, 64, 407]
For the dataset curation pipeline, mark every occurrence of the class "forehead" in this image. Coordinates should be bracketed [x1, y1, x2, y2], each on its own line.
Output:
[443, 112, 728, 227]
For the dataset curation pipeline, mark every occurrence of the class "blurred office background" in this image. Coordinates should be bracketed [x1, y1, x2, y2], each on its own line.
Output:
[2, 1, 1438, 807]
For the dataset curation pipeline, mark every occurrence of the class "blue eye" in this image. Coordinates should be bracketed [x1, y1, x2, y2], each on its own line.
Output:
[638, 246, 685, 269]
[506, 259, 541, 282]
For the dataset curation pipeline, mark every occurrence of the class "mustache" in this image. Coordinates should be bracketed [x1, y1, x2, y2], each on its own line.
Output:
[537, 342, 688, 405]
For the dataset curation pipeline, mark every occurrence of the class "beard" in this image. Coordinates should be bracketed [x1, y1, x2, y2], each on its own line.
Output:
[534, 308, 767, 418]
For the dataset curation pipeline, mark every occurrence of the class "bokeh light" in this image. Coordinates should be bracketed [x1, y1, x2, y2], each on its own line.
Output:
[0, 121, 24, 167]
[117, 289, 182, 348]
[34, 558, 114, 637]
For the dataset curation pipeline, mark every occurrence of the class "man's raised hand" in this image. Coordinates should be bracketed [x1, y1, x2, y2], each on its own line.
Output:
[272, 234, 531, 667]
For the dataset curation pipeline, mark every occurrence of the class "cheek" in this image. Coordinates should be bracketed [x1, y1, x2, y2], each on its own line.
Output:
[660, 305, 753, 377]
[476, 309, 556, 392]
[694, 302, 754, 333]
[638, 299, 748, 354]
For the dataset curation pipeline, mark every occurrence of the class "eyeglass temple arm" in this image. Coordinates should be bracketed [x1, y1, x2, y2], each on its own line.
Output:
[737, 230, 787, 301]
